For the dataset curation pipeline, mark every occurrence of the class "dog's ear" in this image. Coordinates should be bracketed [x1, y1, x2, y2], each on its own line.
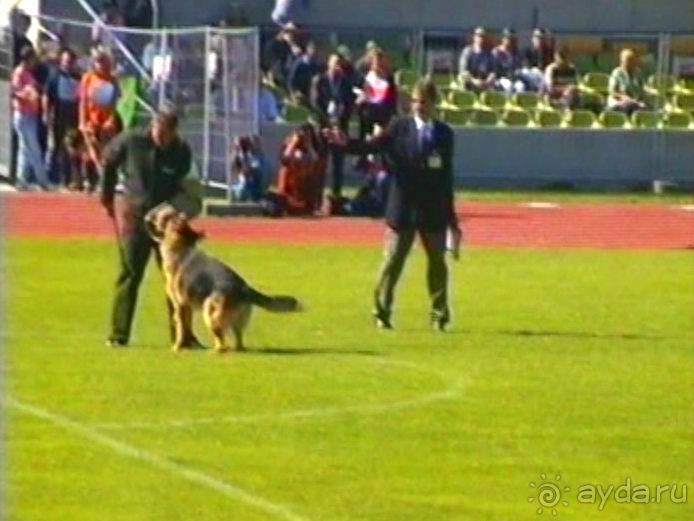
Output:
[144, 214, 164, 242]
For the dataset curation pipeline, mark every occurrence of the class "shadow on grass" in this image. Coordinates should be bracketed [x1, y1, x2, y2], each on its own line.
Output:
[244, 347, 383, 357]
[445, 328, 676, 342]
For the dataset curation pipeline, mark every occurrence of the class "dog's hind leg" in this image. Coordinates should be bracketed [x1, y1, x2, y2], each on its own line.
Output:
[232, 305, 252, 352]
[203, 293, 230, 354]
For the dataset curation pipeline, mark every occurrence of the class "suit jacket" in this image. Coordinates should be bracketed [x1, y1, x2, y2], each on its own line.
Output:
[310, 72, 355, 126]
[346, 116, 458, 232]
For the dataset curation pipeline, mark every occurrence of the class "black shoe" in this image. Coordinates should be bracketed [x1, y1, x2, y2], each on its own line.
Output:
[431, 313, 450, 332]
[106, 338, 128, 348]
[373, 307, 393, 330]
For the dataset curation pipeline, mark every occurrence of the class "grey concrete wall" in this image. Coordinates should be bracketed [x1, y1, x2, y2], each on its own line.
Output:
[260, 123, 694, 190]
[41, 1, 694, 33]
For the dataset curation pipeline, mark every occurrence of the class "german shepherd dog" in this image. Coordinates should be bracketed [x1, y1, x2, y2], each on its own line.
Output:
[145, 207, 300, 353]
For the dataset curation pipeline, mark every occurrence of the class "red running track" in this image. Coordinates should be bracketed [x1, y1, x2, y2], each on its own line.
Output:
[2, 193, 693, 250]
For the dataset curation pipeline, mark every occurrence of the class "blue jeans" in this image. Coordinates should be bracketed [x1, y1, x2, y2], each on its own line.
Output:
[13, 112, 50, 188]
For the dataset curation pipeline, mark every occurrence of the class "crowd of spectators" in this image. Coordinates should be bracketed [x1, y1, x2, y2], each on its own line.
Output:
[5, 2, 682, 212]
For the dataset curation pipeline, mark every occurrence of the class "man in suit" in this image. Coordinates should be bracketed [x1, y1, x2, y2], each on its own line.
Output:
[311, 53, 355, 198]
[326, 80, 462, 331]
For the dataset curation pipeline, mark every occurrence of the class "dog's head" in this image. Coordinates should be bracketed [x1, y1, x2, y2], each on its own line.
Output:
[145, 207, 205, 248]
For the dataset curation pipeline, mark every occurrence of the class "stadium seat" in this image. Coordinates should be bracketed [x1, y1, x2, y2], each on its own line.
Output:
[644, 93, 667, 111]
[447, 90, 477, 110]
[441, 108, 471, 126]
[565, 109, 597, 128]
[645, 74, 677, 96]
[468, 108, 498, 127]
[582, 72, 610, 95]
[662, 111, 692, 129]
[429, 73, 455, 92]
[676, 78, 694, 94]
[579, 91, 606, 112]
[512, 92, 540, 110]
[631, 110, 660, 129]
[501, 109, 531, 127]
[284, 104, 311, 123]
[599, 110, 628, 129]
[535, 109, 563, 128]
[673, 93, 694, 114]
[480, 91, 507, 111]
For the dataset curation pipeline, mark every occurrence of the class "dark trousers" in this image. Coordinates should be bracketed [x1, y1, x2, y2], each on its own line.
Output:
[375, 227, 449, 320]
[47, 104, 79, 185]
[109, 221, 175, 343]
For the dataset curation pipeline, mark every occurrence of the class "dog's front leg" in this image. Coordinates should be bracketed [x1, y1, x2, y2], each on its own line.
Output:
[171, 304, 186, 352]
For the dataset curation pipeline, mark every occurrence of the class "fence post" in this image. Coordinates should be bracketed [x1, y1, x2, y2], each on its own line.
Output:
[202, 25, 212, 185]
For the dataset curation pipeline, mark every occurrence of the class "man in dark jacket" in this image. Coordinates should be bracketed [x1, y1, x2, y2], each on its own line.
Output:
[311, 53, 355, 197]
[100, 110, 202, 347]
[326, 80, 462, 331]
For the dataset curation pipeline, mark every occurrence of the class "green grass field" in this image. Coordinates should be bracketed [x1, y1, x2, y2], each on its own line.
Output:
[4, 239, 693, 520]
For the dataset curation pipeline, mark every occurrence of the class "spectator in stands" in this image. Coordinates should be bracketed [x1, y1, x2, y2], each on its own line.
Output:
[267, 124, 326, 216]
[355, 41, 379, 78]
[230, 135, 265, 202]
[356, 49, 398, 143]
[264, 25, 299, 88]
[311, 53, 356, 198]
[64, 129, 86, 191]
[123, 0, 154, 28]
[458, 27, 496, 92]
[91, 1, 125, 49]
[272, 0, 309, 28]
[43, 48, 82, 189]
[11, 10, 34, 66]
[608, 48, 647, 116]
[545, 48, 580, 110]
[493, 28, 524, 94]
[519, 28, 554, 92]
[287, 41, 322, 103]
[347, 151, 391, 218]
[79, 49, 122, 192]
[11, 47, 51, 191]
[259, 79, 283, 123]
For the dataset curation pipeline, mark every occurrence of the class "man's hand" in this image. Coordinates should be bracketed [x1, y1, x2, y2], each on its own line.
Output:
[102, 197, 115, 218]
[447, 226, 463, 261]
[322, 127, 348, 147]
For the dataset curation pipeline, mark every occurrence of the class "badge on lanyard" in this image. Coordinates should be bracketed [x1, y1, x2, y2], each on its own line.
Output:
[428, 153, 443, 169]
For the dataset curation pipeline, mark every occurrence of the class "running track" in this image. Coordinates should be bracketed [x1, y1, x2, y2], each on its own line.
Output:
[2, 193, 693, 250]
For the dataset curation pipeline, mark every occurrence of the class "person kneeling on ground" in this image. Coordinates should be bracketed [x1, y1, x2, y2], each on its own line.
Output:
[229, 135, 265, 202]
[265, 123, 326, 216]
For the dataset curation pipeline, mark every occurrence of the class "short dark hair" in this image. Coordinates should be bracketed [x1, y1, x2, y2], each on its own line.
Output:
[153, 108, 179, 129]
[19, 45, 36, 63]
[413, 79, 439, 105]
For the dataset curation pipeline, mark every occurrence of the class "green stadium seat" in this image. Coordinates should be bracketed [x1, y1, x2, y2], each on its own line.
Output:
[673, 93, 694, 114]
[512, 92, 540, 110]
[662, 111, 692, 129]
[599, 110, 628, 129]
[582, 72, 610, 95]
[284, 104, 311, 123]
[480, 91, 507, 111]
[565, 109, 597, 128]
[535, 109, 563, 128]
[645, 74, 677, 96]
[428, 73, 455, 92]
[441, 108, 471, 126]
[676, 78, 694, 94]
[500, 109, 531, 127]
[644, 92, 667, 111]
[447, 90, 477, 109]
[631, 110, 660, 129]
[579, 91, 606, 112]
[468, 108, 499, 127]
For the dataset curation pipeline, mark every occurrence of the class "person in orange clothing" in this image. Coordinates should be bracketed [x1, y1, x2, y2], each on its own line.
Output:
[267, 124, 326, 216]
[79, 49, 122, 191]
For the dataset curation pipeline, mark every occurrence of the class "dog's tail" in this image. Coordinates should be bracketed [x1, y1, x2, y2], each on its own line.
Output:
[245, 287, 301, 313]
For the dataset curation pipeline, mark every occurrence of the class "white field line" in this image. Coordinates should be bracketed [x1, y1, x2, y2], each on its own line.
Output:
[680, 205, 694, 212]
[95, 358, 466, 432]
[4, 398, 310, 521]
[524, 202, 560, 209]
